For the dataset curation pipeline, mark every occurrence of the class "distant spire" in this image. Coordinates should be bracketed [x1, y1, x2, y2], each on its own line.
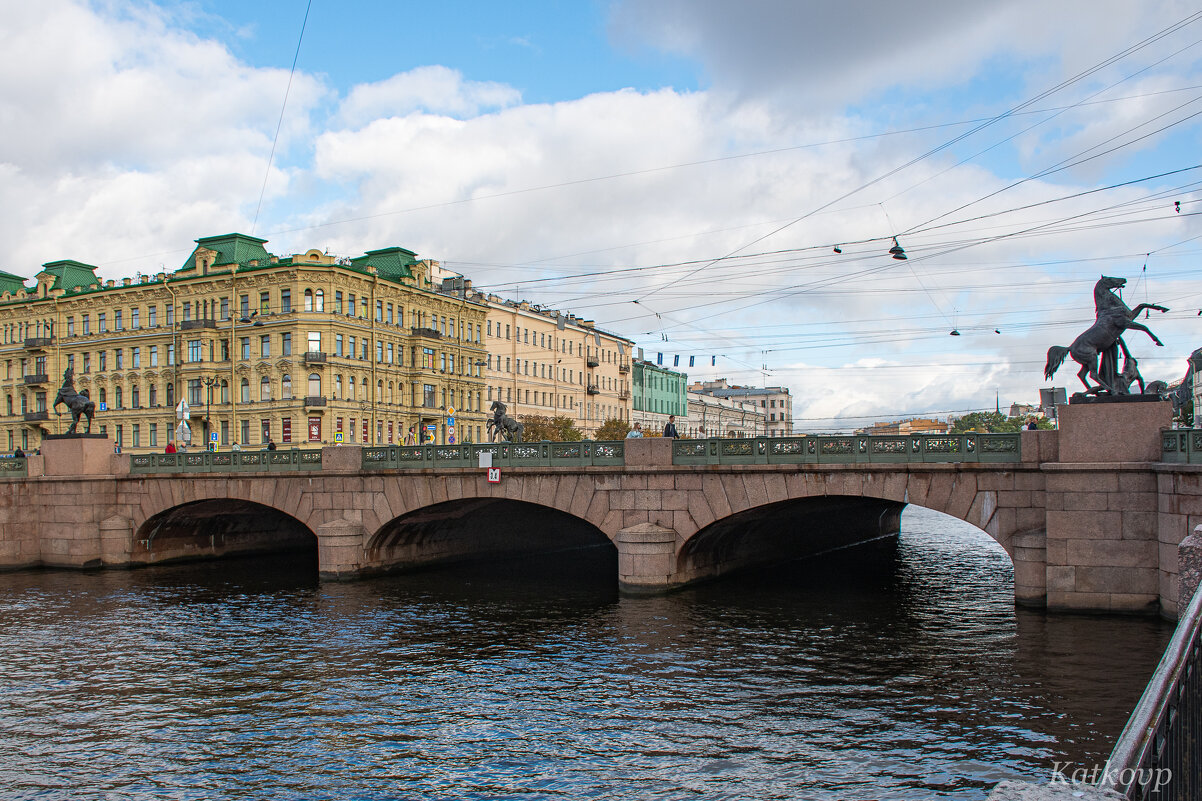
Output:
[996, 390, 1000, 414]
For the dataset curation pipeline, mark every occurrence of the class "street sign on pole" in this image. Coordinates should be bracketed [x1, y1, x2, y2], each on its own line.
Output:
[176, 400, 190, 420]
[175, 421, 192, 444]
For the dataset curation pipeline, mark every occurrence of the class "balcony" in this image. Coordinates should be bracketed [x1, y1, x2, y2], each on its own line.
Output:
[618, 390, 630, 400]
[586, 384, 600, 395]
[24, 337, 53, 350]
[179, 319, 217, 331]
[618, 362, 630, 374]
[411, 327, 442, 339]
[303, 351, 328, 365]
[22, 374, 48, 386]
[587, 357, 600, 368]
[23, 410, 49, 422]
[303, 396, 327, 408]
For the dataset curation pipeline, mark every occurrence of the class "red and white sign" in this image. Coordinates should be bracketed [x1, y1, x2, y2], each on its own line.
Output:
[486, 467, 501, 483]
[308, 417, 321, 442]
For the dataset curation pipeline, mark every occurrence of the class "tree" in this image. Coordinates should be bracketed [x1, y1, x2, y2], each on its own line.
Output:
[950, 411, 1023, 433]
[519, 415, 584, 442]
[595, 417, 630, 440]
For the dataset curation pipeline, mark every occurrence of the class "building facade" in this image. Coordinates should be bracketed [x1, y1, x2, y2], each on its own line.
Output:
[457, 285, 633, 439]
[689, 379, 793, 436]
[684, 390, 764, 438]
[632, 359, 688, 435]
[0, 233, 489, 452]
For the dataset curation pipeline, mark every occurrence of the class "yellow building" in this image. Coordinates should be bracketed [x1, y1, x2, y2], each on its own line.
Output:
[461, 290, 633, 439]
[0, 233, 489, 452]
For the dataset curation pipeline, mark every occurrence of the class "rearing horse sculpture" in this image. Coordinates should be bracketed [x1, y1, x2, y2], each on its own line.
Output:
[53, 368, 95, 434]
[1045, 275, 1167, 395]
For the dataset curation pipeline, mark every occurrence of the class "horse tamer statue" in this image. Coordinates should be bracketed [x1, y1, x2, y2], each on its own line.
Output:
[1045, 275, 1167, 396]
[488, 400, 524, 443]
[54, 368, 95, 434]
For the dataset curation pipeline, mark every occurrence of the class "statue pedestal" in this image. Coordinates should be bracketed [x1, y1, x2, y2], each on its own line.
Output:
[1056, 400, 1170, 462]
[41, 435, 115, 476]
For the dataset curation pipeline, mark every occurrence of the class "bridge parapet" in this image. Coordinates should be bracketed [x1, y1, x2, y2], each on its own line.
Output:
[672, 433, 1022, 466]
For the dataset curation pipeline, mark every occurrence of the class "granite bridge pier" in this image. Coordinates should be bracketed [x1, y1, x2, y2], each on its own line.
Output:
[4, 401, 1202, 618]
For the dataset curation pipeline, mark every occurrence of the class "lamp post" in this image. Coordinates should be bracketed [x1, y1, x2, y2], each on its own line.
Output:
[202, 376, 217, 449]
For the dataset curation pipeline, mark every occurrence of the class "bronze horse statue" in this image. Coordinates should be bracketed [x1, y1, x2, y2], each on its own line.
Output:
[53, 368, 95, 434]
[488, 400, 524, 442]
[1045, 275, 1167, 395]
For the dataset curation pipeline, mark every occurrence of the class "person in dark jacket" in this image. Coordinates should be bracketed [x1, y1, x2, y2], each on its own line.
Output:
[663, 415, 679, 438]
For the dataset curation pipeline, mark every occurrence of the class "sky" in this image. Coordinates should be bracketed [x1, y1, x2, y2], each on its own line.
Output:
[2, 0, 1201, 431]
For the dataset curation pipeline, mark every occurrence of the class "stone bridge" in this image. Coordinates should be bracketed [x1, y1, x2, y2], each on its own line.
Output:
[2, 401, 1202, 618]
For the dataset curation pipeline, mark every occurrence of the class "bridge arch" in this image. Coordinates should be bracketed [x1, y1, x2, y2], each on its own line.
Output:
[133, 497, 316, 566]
[365, 497, 616, 576]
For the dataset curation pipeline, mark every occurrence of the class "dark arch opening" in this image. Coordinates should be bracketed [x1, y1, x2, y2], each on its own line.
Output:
[368, 498, 617, 581]
[134, 499, 317, 568]
[678, 494, 906, 585]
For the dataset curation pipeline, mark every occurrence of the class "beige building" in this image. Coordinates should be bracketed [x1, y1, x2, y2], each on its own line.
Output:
[0, 233, 489, 453]
[688, 379, 793, 436]
[857, 417, 949, 436]
[463, 289, 633, 439]
[684, 390, 764, 438]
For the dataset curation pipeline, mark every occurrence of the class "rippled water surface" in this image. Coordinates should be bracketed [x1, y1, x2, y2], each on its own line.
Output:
[0, 508, 1174, 800]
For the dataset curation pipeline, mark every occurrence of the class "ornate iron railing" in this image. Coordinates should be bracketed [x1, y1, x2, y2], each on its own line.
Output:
[672, 433, 1022, 465]
[1162, 429, 1202, 463]
[1099, 582, 1202, 799]
[0, 456, 27, 477]
[130, 449, 322, 474]
[361, 441, 626, 470]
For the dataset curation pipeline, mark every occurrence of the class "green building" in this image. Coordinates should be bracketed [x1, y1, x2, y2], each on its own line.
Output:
[632, 358, 687, 433]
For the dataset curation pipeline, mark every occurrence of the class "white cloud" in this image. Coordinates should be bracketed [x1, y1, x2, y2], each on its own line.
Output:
[337, 66, 522, 127]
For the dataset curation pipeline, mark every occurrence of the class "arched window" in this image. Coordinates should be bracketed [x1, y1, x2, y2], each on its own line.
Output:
[304, 289, 314, 312]
[240, 378, 250, 403]
[149, 385, 157, 407]
[165, 383, 174, 406]
[377, 380, 383, 401]
[260, 376, 271, 401]
[308, 373, 321, 397]
[314, 289, 324, 312]
[98, 389, 106, 406]
[361, 377, 367, 398]
[346, 376, 354, 401]
[19, 394, 27, 413]
[388, 381, 394, 404]
[334, 375, 342, 399]
[281, 375, 292, 399]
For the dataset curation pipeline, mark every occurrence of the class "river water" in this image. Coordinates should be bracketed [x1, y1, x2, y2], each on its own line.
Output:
[0, 507, 1173, 800]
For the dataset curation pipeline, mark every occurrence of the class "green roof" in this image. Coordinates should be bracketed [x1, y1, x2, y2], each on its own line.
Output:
[182, 233, 272, 271]
[351, 246, 416, 282]
[40, 260, 100, 292]
[0, 270, 28, 295]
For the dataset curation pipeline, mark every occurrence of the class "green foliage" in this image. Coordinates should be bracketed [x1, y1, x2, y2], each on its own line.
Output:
[950, 411, 1024, 433]
[519, 415, 584, 442]
[1178, 399, 1194, 428]
[595, 417, 630, 441]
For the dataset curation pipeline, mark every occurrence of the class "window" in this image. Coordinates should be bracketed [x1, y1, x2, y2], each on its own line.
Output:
[114, 386, 123, 409]
[240, 295, 249, 318]
[348, 293, 355, 316]
[361, 297, 368, 318]
[83, 353, 91, 373]
[260, 291, 270, 314]
[335, 291, 343, 314]
[376, 300, 383, 322]
[188, 340, 202, 363]
[150, 384, 157, 407]
[308, 373, 321, 397]
[188, 379, 202, 406]
[131, 308, 139, 329]
[348, 336, 356, 359]
[220, 381, 228, 404]
[282, 418, 292, 443]
[149, 423, 157, 447]
[335, 334, 343, 357]
[220, 298, 229, 320]
[98, 313, 107, 332]
[99, 351, 107, 372]
[281, 289, 291, 313]
[308, 332, 320, 353]
[387, 343, 394, 364]
[241, 338, 250, 360]
[240, 378, 250, 403]
[334, 375, 342, 399]
[67, 317, 75, 337]
[360, 339, 369, 360]
[308, 416, 321, 443]
[314, 289, 323, 312]
[282, 375, 292, 399]
[182, 303, 191, 322]
[132, 348, 140, 369]
[261, 377, 271, 401]
[260, 335, 270, 358]
[377, 341, 384, 363]
[423, 347, 435, 369]
[386, 303, 393, 325]
[149, 346, 158, 367]
[282, 332, 292, 356]
[423, 384, 436, 408]
[304, 289, 314, 312]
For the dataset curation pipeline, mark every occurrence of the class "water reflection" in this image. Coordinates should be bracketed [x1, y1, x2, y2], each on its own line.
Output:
[0, 507, 1172, 800]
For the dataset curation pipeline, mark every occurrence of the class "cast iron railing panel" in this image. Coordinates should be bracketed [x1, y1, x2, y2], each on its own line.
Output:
[130, 449, 322, 474]
[672, 434, 1021, 465]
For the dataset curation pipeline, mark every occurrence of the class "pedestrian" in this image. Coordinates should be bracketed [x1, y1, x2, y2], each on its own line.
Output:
[165, 441, 176, 454]
[12, 446, 24, 458]
[404, 426, 416, 445]
[267, 439, 277, 451]
[232, 441, 242, 451]
[626, 422, 643, 438]
[1026, 418, 1038, 431]
[663, 415, 679, 438]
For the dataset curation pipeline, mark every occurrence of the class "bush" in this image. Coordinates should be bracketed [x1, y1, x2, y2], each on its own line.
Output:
[518, 415, 584, 441]
[595, 417, 630, 440]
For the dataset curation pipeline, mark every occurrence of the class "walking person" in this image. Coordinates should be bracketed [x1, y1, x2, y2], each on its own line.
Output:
[663, 415, 679, 438]
[626, 422, 643, 438]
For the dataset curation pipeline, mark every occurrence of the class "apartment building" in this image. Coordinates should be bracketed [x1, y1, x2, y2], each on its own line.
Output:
[689, 378, 793, 436]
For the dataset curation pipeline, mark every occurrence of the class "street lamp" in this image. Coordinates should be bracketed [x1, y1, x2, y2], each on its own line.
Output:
[202, 376, 218, 449]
